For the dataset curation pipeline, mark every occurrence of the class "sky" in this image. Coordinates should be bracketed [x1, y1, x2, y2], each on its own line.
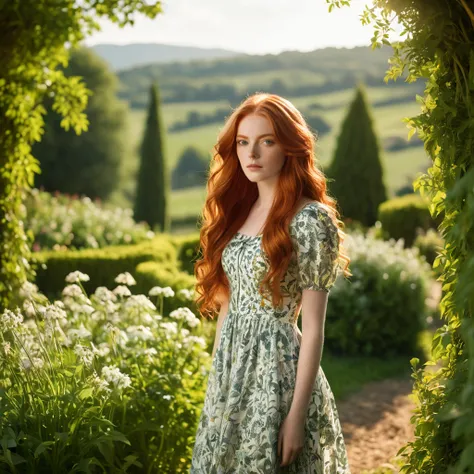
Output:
[85, 0, 403, 55]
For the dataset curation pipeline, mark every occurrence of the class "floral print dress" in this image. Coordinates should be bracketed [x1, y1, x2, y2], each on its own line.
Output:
[190, 201, 351, 473]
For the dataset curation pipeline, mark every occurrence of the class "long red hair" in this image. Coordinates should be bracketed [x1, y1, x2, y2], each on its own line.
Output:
[194, 93, 351, 319]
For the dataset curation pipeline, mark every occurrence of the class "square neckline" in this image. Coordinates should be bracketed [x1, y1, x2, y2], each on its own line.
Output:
[235, 201, 320, 239]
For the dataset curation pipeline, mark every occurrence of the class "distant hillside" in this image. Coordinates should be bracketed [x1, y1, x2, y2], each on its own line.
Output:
[92, 43, 245, 71]
[117, 45, 424, 107]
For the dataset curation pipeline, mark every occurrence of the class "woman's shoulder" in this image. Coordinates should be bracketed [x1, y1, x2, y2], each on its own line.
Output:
[289, 199, 338, 241]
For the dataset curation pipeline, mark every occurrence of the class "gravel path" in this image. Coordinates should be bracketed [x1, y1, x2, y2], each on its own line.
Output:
[338, 376, 416, 473]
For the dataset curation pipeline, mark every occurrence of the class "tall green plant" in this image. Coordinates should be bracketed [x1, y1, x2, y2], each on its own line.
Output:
[33, 47, 129, 200]
[327, 0, 474, 472]
[0, 1, 162, 313]
[327, 83, 387, 227]
[134, 83, 170, 232]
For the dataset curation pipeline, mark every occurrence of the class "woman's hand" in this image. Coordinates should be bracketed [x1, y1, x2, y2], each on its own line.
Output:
[278, 410, 305, 467]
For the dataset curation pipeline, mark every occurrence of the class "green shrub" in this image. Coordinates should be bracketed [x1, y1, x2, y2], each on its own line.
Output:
[413, 228, 444, 267]
[25, 188, 155, 251]
[323, 232, 433, 357]
[0, 273, 209, 473]
[32, 235, 177, 298]
[172, 233, 201, 275]
[378, 193, 440, 247]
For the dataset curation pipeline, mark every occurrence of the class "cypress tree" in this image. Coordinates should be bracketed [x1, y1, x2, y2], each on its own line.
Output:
[326, 83, 387, 227]
[134, 82, 170, 232]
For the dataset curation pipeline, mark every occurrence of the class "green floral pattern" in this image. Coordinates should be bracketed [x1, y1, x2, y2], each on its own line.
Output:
[190, 202, 351, 473]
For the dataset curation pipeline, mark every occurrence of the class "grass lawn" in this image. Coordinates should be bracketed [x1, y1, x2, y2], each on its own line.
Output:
[110, 84, 429, 216]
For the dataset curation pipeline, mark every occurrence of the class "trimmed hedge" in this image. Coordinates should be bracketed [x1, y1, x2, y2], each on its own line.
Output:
[377, 193, 441, 247]
[172, 232, 201, 275]
[31, 235, 179, 298]
[135, 260, 197, 314]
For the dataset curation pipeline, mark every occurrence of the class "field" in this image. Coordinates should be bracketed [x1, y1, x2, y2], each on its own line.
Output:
[110, 84, 428, 217]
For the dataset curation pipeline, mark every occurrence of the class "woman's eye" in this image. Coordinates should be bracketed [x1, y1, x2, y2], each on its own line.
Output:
[263, 139, 274, 145]
[237, 139, 247, 146]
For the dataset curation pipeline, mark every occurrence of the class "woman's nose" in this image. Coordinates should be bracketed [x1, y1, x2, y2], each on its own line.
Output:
[250, 143, 260, 158]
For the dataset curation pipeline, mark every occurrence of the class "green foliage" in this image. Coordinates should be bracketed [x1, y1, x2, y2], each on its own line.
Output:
[327, 0, 474, 471]
[25, 188, 154, 251]
[413, 228, 445, 267]
[327, 83, 387, 226]
[171, 146, 209, 190]
[0, 0, 163, 313]
[135, 261, 197, 314]
[31, 235, 177, 298]
[134, 83, 170, 231]
[378, 193, 439, 247]
[33, 47, 129, 200]
[323, 232, 432, 357]
[172, 233, 201, 275]
[116, 46, 418, 107]
[0, 274, 207, 473]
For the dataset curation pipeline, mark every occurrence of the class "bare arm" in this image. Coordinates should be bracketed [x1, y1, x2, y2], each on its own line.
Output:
[288, 289, 328, 422]
[211, 293, 229, 360]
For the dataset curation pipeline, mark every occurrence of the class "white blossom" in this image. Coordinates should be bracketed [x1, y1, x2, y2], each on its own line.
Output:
[65, 271, 90, 283]
[93, 286, 117, 302]
[68, 323, 92, 340]
[19, 281, 39, 300]
[101, 365, 132, 390]
[169, 307, 200, 327]
[149, 286, 175, 298]
[112, 285, 132, 297]
[114, 272, 137, 286]
[74, 344, 94, 365]
[62, 284, 84, 298]
[0, 308, 24, 331]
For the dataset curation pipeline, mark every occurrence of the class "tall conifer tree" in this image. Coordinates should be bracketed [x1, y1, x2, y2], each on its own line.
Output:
[327, 83, 387, 227]
[134, 82, 170, 232]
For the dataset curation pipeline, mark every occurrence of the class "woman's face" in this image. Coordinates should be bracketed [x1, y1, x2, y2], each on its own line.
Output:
[235, 114, 286, 184]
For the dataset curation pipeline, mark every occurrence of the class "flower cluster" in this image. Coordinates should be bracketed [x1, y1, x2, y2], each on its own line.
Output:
[25, 188, 155, 251]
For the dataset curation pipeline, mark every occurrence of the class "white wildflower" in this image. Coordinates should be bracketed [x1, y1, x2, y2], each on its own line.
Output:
[160, 321, 178, 335]
[68, 323, 92, 340]
[74, 344, 94, 365]
[65, 271, 90, 283]
[62, 284, 83, 298]
[93, 286, 117, 302]
[169, 307, 200, 327]
[101, 365, 132, 390]
[114, 272, 137, 286]
[112, 285, 132, 297]
[124, 295, 156, 311]
[149, 286, 175, 298]
[126, 325, 154, 341]
[87, 374, 111, 394]
[0, 308, 24, 331]
[22, 300, 36, 318]
[21, 357, 44, 370]
[177, 288, 195, 300]
[2, 342, 11, 356]
[91, 342, 111, 357]
[19, 281, 39, 300]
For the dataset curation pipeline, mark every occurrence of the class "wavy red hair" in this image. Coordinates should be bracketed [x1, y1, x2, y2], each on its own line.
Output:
[194, 93, 351, 319]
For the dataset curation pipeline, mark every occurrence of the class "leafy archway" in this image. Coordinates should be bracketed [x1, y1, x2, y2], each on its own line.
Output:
[327, 0, 474, 471]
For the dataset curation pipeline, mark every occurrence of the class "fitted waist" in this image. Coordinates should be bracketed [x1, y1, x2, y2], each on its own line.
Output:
[226, 305, 299, 326]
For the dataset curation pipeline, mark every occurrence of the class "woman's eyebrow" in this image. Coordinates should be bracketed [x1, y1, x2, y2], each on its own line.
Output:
[236, 133, 275, 139]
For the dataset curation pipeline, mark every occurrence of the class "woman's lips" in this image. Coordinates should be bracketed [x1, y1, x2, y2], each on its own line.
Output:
[247, 165, 262, 169]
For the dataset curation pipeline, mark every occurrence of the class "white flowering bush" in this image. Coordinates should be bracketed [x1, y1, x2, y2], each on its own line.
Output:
[25, 188, 155, 251]
[324, 232, 434, 356]
[0, 272, 210, 473]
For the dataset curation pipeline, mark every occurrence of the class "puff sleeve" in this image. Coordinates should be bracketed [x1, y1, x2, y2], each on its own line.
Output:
[293, 205, 340, 292]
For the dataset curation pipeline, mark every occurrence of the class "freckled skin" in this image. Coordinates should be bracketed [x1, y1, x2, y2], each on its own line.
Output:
[236, 114, 287, 185]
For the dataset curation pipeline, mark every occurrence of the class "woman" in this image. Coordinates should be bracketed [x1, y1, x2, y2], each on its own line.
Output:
[190, 93, 352, 473]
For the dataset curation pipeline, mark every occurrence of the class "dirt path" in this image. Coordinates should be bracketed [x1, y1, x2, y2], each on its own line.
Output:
[338, 376, 416, 473]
